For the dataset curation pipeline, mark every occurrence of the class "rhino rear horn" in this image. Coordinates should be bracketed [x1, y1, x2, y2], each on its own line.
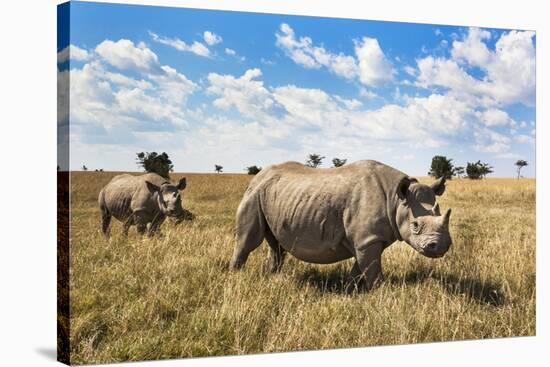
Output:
[431, 176, 446, 196]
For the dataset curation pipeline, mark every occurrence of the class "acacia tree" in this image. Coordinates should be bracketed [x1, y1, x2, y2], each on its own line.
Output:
[82, 165, 88, 171]
[246, 165, 262, 175]
[136, 152, 174, 179]
[215, 165, 223, 174]
[466, 160, 493, 179]
[305, 153, 325, 168]
[453, 166, 465, 178]
[428, 156, 455, 179]
[515, 160, 528, 179]
[332, 158, 347, 167]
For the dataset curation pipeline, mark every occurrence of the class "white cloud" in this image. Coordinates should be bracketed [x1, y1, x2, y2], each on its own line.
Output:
[272, 85, 340, 127]
[451, 28, 492, 68]
[416, 56, 480, 94]
[148, 65, 198, 105]
[207, 68, 275, 120]
[473, 128, 511, 153]
[514, 134, 535, 144]
[224, 48, 245, 61]
[203, 31, 222, 46]
[275, 23, 393, 86]
[354, 37, 394, 86]
[205, 69, 511, 155]
[95, 39, 161, 73]
[149, 31, 211, 58]
[66, 32, 533, 173]
[260, 58, 275, 65]
[403, 65, 417, 77]
[334, 96, 363, 110]
[359, 87, 378, 99]
[495, 152, 521, 159]
[68, 41, 198, 137]
[275, 23, 318, 68]
[415, 28, 535, 107]
[476, 108, 513, 127]
[57, 44, 91, 64]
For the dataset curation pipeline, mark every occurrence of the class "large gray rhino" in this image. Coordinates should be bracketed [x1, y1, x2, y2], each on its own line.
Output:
[230, 160, 452, 290]
[98, 173, 188, 237]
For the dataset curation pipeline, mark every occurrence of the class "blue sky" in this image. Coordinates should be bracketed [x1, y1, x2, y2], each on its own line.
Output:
[58, 1, 536, 177]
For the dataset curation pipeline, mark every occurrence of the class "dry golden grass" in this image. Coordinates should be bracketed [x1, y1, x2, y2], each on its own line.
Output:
[68, 172, 535, 364]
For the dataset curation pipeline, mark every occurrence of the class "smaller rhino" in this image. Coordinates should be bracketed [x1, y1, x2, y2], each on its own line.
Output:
[98, 173, 188, 237]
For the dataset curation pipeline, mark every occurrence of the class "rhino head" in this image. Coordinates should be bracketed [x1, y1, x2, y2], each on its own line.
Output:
[145, 177, 188, 217]
[395, 176, 452, 258]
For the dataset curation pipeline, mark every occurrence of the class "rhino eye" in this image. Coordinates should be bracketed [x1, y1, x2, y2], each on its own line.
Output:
[411, 221, 420, 233]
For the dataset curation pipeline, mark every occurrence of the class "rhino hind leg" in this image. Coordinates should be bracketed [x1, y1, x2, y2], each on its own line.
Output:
[230, 195, 266, 270]
[265, 228, 286, 273]
[100, 207, 112, 238]
[99, 190, 111, 238]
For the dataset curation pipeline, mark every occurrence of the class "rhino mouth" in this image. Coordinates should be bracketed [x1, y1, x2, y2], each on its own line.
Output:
[419, 241, 451, 258]
[173, 208, 195, 223]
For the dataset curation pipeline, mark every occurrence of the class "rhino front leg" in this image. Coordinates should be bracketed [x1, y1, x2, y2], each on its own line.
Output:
[148, 215, 166, 237]
[352, 242, 385, 291]
[132, 211, 149, 236]
[122, 215, 135, 237]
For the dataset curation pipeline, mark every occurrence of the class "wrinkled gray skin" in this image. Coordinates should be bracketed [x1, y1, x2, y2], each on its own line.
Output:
[98, 173, 187, 237]
[230, 160, 452, 290]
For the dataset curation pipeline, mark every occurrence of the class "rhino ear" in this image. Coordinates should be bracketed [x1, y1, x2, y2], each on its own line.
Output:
[145, 181, 160, 194]
[397, 177, 413, 203]
[177, 177, 187, 190]
[431, 176, 446, 196]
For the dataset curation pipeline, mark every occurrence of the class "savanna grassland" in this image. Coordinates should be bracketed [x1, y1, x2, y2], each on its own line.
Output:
[68, 171, 536, 364]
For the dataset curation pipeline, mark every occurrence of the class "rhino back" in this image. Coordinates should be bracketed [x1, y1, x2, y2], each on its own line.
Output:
[254, 161, 407, 260]
[100, 173, 166, 220]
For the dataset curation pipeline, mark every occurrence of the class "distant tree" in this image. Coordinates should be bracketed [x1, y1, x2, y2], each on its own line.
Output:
[466, 160, 493, 179]
[94, 169, 99, 172]
[428, 155, 455, 179]
[82, 165, 88, 171]
[215, 165, 223, 174]
[246, 165, 262, 175]
[136, 152, 174, 179]
[305, 153, 325, 168]
[515, 159, 528, 179]
[453, 166, 465, 178]
[99, 168, 104, 172]
[332, 158, 347, 167]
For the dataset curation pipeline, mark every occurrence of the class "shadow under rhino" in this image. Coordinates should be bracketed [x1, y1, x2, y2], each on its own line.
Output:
[391, 270, 506, 307]
[298, 267, 506, 307]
